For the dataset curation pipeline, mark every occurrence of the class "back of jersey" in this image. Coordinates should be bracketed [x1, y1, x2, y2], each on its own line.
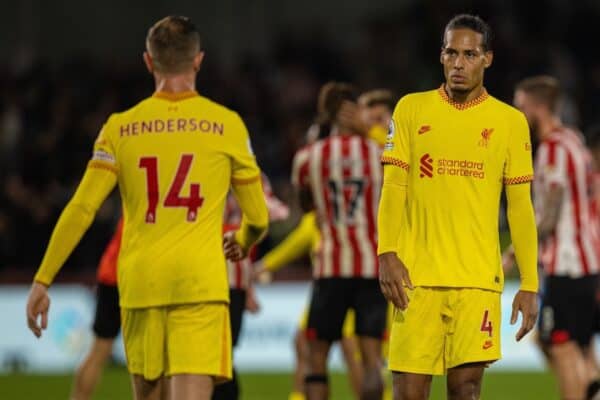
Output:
[92, 91, 259, 308]
[293, 134, 382, 278]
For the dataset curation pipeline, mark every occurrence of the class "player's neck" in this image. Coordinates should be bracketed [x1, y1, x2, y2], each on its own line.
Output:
[538, 115, 563, 141]
[444, 83, 485, 104]
[154, 73, 197, 94]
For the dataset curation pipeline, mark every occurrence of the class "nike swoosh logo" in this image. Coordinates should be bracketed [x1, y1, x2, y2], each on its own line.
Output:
[482, 342, 493, 350]
[418, 125, 431, 134]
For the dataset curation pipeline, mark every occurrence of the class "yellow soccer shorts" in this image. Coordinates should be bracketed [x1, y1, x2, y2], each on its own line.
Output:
[388, 287, 501, 376]
[121, 302, 232, 383]
[298, 306, 355, 338]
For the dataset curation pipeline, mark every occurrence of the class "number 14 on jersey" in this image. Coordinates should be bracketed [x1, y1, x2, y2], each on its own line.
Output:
[139, 155, 204, 223]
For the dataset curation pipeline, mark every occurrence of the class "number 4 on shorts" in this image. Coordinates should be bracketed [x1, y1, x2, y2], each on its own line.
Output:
[480, 309, 493, 337]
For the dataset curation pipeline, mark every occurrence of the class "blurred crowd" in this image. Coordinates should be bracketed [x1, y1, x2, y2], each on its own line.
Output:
[1, 1, 600, 280]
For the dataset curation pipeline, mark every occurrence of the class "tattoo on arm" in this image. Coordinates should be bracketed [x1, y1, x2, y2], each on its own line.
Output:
[538, 185, 564, 240]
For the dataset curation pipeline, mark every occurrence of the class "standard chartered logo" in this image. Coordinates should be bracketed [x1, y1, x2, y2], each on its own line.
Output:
[419, 153, 485, 179]
[419, 153, 434, 178]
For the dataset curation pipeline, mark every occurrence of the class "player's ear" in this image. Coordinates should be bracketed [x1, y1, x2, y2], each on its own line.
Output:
[439, 47, 445, 65]
[193, 52, 205, 72]
[484, 50, 493, 69]
[143, 51, 154, 74]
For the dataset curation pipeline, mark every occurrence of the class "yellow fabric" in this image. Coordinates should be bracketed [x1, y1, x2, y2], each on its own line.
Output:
[388, 287, 501, 375]
[377, 167, 407, 254]
[34, 167, 117, 285]
[380, 88, 534, 292]
[367, 125, 388, 146]
[288, 392, 306, 400]
[92, 93, 262, 308]
[297, 306, 356, 339]
[262, 212, 320, 272]
[231, 179, 269, 251]
[506, 183, 539, 292]
[121, 302, 232, 382]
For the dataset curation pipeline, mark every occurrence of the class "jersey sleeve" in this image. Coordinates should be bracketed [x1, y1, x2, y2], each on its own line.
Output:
[291, 147, 311, 189]
[503, 112, 534, 185]
[230, 113, 261, 184]
[537, 141, 569, 187]
[89, 115, 118, 174]
[381, 96, 411, 182]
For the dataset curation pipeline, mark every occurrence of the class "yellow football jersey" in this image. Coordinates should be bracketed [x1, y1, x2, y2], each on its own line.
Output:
[381, 86, 533, 292]
[93, 91, 260, 308]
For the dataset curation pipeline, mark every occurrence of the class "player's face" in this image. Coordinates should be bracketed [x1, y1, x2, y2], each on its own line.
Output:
[362, 104, 392, 129]
[441, 29, 492, 94]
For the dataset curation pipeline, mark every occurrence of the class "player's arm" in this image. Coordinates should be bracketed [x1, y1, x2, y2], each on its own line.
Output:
[27, 164, 117, 338]
[225, 114, 269, 258]
[377, 96, 413, 310]
[504, 112, 538, 342]
[505, 183, 538, 293]
[231, 178, 269, 252]
[535, 142, 567, 241]
[259, 212, 317, 273]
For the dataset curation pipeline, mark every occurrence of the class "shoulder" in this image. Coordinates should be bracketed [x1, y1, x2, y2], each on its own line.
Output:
[486, 96, 527, 124]
[196, 95, 243, 122]
[395, 90, 438, 109]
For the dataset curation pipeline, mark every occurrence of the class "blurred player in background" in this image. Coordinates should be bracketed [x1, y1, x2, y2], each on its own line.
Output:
[25, 15, 269, 400]
[292, 82, 386, 400]
[512, 76, 600, 400]
[214, 174, 289, 400]
[70, 219, 123, 400]
[253, 211, 363, 400]
[378, 14, 539, 399]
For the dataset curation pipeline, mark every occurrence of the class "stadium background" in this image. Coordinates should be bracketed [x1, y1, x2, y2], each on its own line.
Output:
[1, 0, 599, 398]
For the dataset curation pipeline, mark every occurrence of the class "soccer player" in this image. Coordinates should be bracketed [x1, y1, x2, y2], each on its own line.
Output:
[513, 76, 600, 400]
[25, 16, 268, 400]
[70, 219, 122, 400]
[292, 82, 387, 400]
[215, 173, 289, 400]
[253, 211, 364, 400]
[377, 14, 539, 400]
[358, 89, 396, 146]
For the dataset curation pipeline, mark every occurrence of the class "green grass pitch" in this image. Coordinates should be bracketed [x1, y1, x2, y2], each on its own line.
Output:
[0, 367, 558, 399]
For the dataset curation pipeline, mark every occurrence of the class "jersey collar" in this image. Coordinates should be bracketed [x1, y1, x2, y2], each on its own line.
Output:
[152, 91, 199, 101]
[437, 84, 489, 110]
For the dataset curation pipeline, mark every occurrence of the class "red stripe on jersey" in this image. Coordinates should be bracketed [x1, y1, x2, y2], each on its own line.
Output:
[547, 141, 557, 166]
[546, 143, 558, 275]
[567, 152, 591, 274]
[320, 140, 341, 276]
[361, 139, 378, 276]
[342, 137, 362, 277]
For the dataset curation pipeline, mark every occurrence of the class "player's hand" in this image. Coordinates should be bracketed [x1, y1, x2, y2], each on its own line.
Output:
[378, 252, 413, 310]
[223, 231, 246, 261]
[511, 290, 538, 342]
[245, 286, 261, 314]
[26, 281, 50, 338]
[252, 260, 272, 284]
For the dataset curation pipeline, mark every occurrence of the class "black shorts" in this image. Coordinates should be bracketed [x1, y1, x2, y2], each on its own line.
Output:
[538, 274, 599, 348]
[229, 288, 246, 347]
[306, 278, 387, 342]
[92, 283, 121, 339]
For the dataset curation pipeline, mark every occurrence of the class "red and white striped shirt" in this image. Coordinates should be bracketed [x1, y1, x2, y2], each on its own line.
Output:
[534, 127, 600, 277]
[224, 174, 289, 289]
[292, 134, 382, 279]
